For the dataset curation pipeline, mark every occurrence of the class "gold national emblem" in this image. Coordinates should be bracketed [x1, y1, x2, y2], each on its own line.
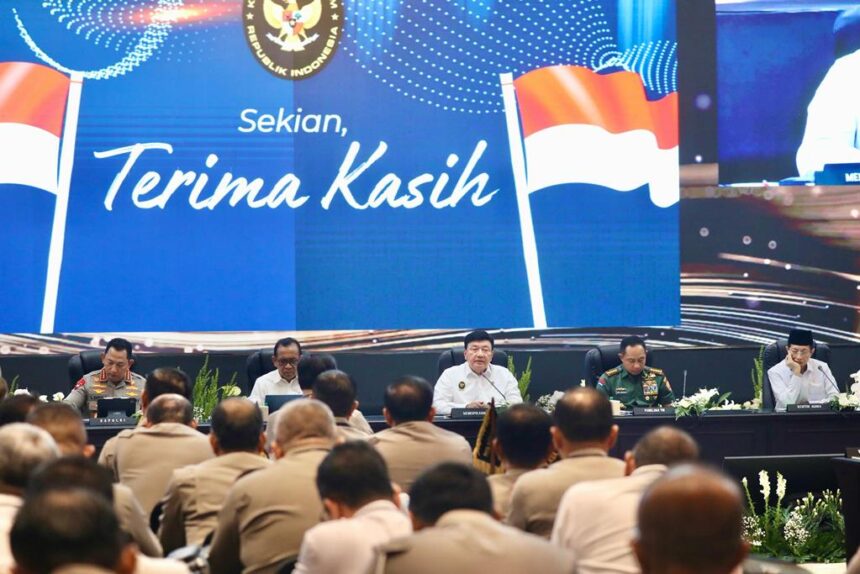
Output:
[458, 381, 466, 390]
[244, 0, 343, 80]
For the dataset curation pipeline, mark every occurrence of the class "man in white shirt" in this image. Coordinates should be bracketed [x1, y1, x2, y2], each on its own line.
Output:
[767, 328, 839, 411]
[433, 330, 523, 415]
[551, 426, 699, 574]
[294, 441, 411, 574]
[248, 338, 302, 405]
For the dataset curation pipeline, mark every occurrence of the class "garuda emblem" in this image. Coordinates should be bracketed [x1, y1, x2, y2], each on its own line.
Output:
[263, 0, 323, 52]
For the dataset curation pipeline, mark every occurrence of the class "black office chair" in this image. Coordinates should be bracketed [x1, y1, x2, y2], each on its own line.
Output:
[436, 347, 509, 378]
[761, 338, 833, 410]
[583, 345, 622, 387]
[245, 348, 276, 394]
[67, 350, 108, 389]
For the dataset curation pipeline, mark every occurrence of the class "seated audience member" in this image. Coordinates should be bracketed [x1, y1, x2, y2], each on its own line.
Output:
[508, 388, 625, 538]
[633, 465, 749, 574]
[99, 367, 194, 470]
[312, 370, 373, 441]
[208, 399, 337, 574]
[596, 336, 674, 409]
[0, 423, 58, 573]
[433, 330, 523, 415]
[552, 426, 700, 573]
[369, 376, 471, 492]
[248, 338, 302, 405]
[767, 328, 839, 410]
[297, 354, 373, 434]
[158, 398, 269, 553]
[113, 394, 213, 516]
[64, 338, 146, 417]
[294, 442, 411, 574]
[27, 403, 162, 557]
[371, 463, 572, 573]
[10, 488, 137, 574]
[488, 404, 553, 520]
[0, 394, 40, 427]
[0, 376, 7, 402]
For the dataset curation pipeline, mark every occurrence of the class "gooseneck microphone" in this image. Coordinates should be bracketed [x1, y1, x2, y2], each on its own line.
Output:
[818, 365, 842, 395]
[481, 370, 507, 402]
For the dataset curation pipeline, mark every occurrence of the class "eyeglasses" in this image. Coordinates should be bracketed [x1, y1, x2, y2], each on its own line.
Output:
[275, 358, 299, 366]
[466, 346, 492, 355]
[788, 347, 811, 357]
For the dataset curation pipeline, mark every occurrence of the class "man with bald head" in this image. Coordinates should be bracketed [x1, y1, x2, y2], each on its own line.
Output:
[158, 398, 270, 553]
[27, 403, 163, 557]
[552, 426, 700, 573]
[633, 465, 749, 574]
[208, 399, 337, 574]
[507, 387, 625, 538]
[113, 394, 213, 516]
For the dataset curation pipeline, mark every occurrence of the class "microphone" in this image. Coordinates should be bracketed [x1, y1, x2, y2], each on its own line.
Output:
[818, 365, 842, 396]
[481, 371, 508, 403]
[682, 370, 688, 398]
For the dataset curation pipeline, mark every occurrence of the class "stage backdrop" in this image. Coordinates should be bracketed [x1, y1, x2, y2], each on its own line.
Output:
[0, 0, 679, 332]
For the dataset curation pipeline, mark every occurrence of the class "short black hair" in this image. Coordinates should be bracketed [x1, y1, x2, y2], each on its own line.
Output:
[273, 337, 302, 356]
[145, 367, 193, 401]
[0, 394, 41, 427]
[383, 376, 433, 423]
[313, 370, 357, 418]
[147, 395, 193, 425]
[316, 442, 393, 508]
[297, 354, 338, 390]
[553, 387, 613, 442]
[464, 330, 494, 349]
[11, 488, 125, 574]
[211, 398, 263, 452]
[104, 337, 133, 360]
[28, 456, 114, 502]
[620, 335, 647, 354]
[410, 463, 493, 525]
[496, 404, 552, 468]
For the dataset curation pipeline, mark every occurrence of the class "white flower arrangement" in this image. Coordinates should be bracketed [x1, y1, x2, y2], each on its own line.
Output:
[535, 391, 565, 413]
[221, 384, 242, 398]
[37, 392, 67, 403]
[12, 388, 31, 396]
[672, 388, 731, 417]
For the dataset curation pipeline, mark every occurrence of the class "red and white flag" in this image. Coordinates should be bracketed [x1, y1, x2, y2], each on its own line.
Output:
[0, 62, 72, 193]
[507, 65, 679, 208]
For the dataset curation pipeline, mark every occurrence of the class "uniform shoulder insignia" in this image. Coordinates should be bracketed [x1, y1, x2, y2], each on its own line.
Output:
[73, 377, 87, 390]
[604, 367, 620, 377]
[646, 367, 664, 375]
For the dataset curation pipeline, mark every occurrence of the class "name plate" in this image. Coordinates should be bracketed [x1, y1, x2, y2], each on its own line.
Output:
[786, 404, 832, 412]
[449, 408, 487, 419]
[633, 407, 675, 416]
[86, 416, 137, 427]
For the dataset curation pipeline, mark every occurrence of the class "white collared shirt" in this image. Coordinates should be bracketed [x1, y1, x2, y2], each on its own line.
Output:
[248, 369, 301, 405]
[767, 357, 839, 411]
[294, 499, 411, 574]
[433, 362, 523, 415]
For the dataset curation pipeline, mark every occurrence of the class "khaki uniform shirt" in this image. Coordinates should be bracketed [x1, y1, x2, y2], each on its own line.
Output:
[114, 483, 163, 557]
[369, 421, 472, 492]
[596, 366, 674, 409]
[487, 468, 530, 520]
[507, 448, 625, 538]
[370, 510, 573, 574]
[158, 451, 270, 553]
[208, 441, 332, 574]
[335, 416, 373, 442]
[64, 369, 145, 416]
[114, 423, 214, 517]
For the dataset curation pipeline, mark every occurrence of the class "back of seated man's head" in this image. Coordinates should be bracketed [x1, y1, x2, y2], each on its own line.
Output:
[0, 376, 8, 401]
[312, 370, 357, 418]
[634, 464, 748, 574]
[146, 394, 193, 426]
[274, 399, 336, 452]
[383, 376, 433, 424]
[316, 442, 393, 515]
[211, 398, 263, 453]
[0, 423, 59, 494]
[495, 404, 552, 469]
[144, 367, 192, 402]
[297, 354, 338, 392]
[28, 456, 115, 503]
[27, 403, 88, 456]
[553, 387, 614, 444]
[631, 426, 699, 468]
[11, 488, 134, 574]
[0, 394, 41, 427]
[409, 462, 493, 530]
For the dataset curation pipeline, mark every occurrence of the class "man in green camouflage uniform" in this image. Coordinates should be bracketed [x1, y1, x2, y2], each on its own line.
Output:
[64, 338, 144, 417]
[596, 336, 674, 409]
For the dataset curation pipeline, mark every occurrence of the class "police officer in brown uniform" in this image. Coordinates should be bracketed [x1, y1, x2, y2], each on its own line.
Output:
[64, 338, 145, 417]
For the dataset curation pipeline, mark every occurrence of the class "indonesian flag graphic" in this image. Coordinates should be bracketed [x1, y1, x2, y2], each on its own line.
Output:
[0, 61, 72, 194]
[511, 65, 679, 208]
